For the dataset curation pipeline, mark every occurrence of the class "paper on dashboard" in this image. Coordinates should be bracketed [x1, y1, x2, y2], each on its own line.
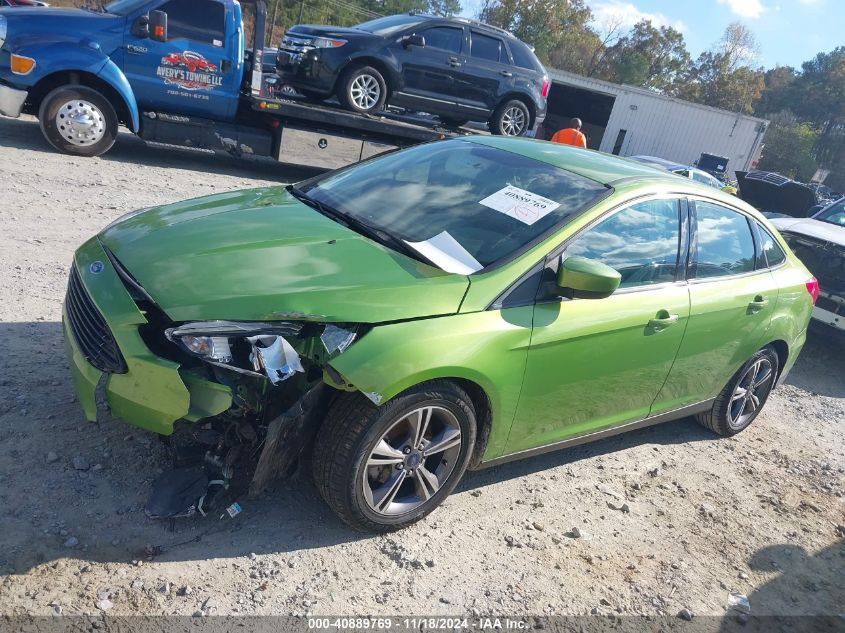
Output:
[405, 231, 483, 275]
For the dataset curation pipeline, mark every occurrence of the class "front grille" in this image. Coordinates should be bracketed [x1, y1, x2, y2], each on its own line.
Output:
[65, 266, 127, 373]
[280, 33, 316, 54]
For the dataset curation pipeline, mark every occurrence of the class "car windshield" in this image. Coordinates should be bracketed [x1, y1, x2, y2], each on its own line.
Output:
[355, 14, 426, 36]
[103, 0, 149, 15]
[815, 198, 845, 226]
[295, 139, 608, 270]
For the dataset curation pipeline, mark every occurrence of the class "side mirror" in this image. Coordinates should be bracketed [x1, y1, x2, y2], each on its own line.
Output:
[557, 256, 621, 299]
[131, 14, 150, 38]
[402, 34, 425, 48]
[149, 10, 168, 42]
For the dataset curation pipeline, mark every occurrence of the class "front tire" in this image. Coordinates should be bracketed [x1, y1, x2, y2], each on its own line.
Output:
[489, 99, 530, 136]
[337, 65, 387, 114]
[696, 346, 779, 436]
[312, 381, 477, 532]
[38, 85, 118, 157]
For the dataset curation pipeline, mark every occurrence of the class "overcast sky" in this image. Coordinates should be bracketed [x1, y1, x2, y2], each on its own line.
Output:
[461, 0, 841, 70]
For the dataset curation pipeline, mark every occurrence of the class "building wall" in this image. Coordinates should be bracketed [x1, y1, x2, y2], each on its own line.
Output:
[548, 69, 768, 179]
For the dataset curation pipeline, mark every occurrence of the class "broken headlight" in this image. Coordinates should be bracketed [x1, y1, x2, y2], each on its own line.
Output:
[166, 320, 306, 384]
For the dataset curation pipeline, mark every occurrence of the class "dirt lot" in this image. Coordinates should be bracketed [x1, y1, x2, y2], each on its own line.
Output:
[0, 115, 843, 624]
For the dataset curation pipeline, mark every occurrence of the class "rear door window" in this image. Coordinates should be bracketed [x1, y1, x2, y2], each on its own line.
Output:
[471, 32, 505, 63]
[692, 201, 756, 278]
[419, 26, 463, 53]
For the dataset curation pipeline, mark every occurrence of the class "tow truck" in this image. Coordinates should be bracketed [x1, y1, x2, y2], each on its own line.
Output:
[0, 0, 461, 169]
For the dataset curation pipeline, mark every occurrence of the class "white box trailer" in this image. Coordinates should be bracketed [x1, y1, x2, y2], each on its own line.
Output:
[543, 68, 768, 180]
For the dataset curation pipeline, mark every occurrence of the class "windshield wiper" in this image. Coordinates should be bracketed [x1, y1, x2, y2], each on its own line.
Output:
[287, 186, 436, 266]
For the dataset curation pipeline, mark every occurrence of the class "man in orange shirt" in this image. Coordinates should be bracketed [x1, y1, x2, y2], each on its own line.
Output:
[551, 118, 587, 148]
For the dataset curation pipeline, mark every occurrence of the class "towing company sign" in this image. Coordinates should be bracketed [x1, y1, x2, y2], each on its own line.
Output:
[156, 51, 223, 92]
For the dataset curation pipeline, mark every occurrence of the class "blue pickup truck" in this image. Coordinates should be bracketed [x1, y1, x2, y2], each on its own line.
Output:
[0, 0, 455, 168]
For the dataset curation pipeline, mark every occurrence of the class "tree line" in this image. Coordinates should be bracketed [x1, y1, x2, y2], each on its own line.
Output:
[476, 0, 843, 189]
[53, 0, 843, 188]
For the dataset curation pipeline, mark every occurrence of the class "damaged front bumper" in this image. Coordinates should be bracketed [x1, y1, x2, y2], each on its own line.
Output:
[813, 289, 844, 332]
[63, 237, 233, 435]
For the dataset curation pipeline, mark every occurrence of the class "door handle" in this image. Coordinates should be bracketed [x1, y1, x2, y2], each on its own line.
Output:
[500, 70, 513, 77]
[221, 59, 232, 72]
[448, 57, 461, 67]
[648, 310, 679, 330]
[748, 295, 769, 311]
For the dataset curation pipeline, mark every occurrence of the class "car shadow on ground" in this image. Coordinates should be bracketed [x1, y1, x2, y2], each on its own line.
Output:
[713, 541, 845, 631]
[0, 321, 841, 574]
[0, 116, 323, 183]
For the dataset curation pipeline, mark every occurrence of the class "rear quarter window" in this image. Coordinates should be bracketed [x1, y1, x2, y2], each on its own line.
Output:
[756, 223, 787, 268]
[509, 40, 542, 72]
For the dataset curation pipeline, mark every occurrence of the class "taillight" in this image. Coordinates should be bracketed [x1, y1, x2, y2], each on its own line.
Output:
[540, 77, 550, 99]
[805, 277, 819, 304]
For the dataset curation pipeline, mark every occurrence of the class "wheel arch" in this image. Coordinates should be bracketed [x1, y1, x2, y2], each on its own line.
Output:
[27, 68, 138, 132]
[338, 56, 395, 95]
[766, 338, 789, 381]
[496, 91, 536, 126]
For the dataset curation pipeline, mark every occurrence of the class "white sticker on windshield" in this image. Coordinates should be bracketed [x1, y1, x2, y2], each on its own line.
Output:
[479, 185, 560, 226]
[404, 231, 483, 275]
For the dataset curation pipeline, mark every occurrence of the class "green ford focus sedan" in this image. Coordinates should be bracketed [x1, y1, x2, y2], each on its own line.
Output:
[64, 137, 817, 531]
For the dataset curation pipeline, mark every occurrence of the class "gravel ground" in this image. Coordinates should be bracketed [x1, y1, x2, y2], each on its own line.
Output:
[1, 115, 843, 623]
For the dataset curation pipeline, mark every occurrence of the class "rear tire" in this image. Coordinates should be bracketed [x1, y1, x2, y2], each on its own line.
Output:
[337, 65, 387, 114]
[489, 99, 530, 136]
[696, 346, 779, 436]
[311, 380, 476, 532]
[38, 85, 118, 157]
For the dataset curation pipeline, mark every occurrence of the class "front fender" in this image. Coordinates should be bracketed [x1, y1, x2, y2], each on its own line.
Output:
[13, 42, 139, 131]
[329, 308, 535, 461]
[97, 57, 139, 132]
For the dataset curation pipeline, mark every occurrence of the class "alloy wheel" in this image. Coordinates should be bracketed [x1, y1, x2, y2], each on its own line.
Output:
[55, 100, 107, 147]
[362, 405, 462, 516]
[500, 106, 527, 136]
[728, 357, 774, 428]
[349, 74, 381, 110]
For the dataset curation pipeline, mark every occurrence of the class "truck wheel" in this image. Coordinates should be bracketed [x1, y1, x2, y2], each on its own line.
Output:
[489, 99, 530, 136]
[38, 85, 118, 157]
[337, 65, 387, 114]
[311, 381, 476, 532]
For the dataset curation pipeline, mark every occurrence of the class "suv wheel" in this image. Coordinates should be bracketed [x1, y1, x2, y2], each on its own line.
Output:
[696, 346, 779, 436]
[38, 85, 118, 157]
[338, 65, 387, 114]
[311, 381, 477, 532]
[490, 99, 530, 136]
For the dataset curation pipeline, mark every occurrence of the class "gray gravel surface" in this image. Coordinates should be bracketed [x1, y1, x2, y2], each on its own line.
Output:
[1, 116, 843, 619]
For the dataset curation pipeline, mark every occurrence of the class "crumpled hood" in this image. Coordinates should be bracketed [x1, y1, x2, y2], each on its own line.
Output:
[770, 218, 845, 246]
[99, 187, 469, 324]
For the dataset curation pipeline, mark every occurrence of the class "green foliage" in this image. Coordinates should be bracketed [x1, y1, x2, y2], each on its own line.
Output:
[595, 20, 691, 94]
[756, 118, 819, 182]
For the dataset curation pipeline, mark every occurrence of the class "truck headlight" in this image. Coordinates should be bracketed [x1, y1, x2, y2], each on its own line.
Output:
[0, 17, 8, 50]
[312, 37, 346, 49]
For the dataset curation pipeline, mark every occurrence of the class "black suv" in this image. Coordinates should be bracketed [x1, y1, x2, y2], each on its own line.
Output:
[275, 13, 548, 136]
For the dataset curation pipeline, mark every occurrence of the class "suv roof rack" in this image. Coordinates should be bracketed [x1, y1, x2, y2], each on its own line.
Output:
[448, 16, 515, 38]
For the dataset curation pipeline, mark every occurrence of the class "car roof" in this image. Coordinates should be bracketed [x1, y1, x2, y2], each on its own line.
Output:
[468, 137, 690, 187]
[630, 155, 687, 172]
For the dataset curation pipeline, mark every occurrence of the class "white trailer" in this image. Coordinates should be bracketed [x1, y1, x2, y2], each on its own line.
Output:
[543, 68, 768, 179]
